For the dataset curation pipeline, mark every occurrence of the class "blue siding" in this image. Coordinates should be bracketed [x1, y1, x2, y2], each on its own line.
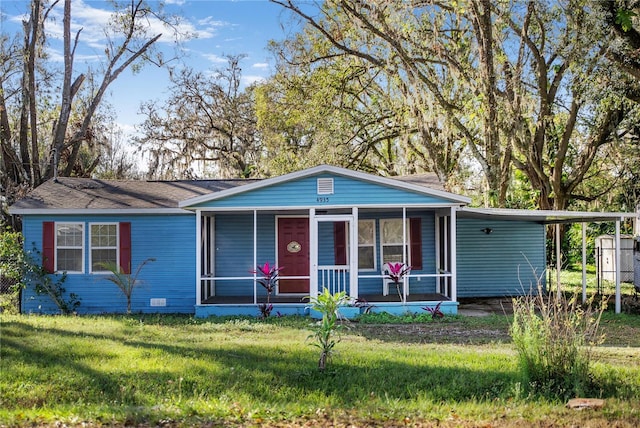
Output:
[20, 210, 441, 313]
[212, 213, 275, 297]
[457, 218, 546, 297]
[21, 214, 197, 314]
[191, 174, 454, 208]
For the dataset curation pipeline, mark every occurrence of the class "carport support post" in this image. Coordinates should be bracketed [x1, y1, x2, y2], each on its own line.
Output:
[556, 223, 561, 295]
[582, 222, 587, 304]
[615, 219, 621, 314]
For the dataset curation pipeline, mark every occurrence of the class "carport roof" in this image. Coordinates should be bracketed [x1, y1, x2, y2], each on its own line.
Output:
[459, 207, 637, 224]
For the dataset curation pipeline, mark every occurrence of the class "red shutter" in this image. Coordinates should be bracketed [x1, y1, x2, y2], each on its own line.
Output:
[42, 221, 55, 273]
[333, 221, 347, 265]
[119, 222, 131, 274]
[409, 218, 423, 270]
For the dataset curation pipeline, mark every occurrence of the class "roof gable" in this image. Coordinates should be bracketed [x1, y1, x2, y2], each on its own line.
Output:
[180, 165, 469, 208]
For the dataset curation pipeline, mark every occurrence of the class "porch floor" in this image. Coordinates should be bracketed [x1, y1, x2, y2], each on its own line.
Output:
[201, 293, 449, 305]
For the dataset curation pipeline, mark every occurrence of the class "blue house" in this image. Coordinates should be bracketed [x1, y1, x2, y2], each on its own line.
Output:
[9, 165, 633, 316]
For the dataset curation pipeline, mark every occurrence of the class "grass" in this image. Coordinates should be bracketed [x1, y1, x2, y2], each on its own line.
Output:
[1, 313, 640, 427]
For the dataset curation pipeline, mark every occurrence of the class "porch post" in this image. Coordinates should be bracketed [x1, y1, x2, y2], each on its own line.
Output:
[582, 222, 587, 304]
[309, 208, 318, 299]
[253, 209, 257, 305]
[435, 216, 441, 295]
[556, 223, 561, 295]
[350, 207, 359, 298]
[615, 219, 621, 314]
[402, 207, 407, 302]
[450, 206, 457, 302]
[195, 209, 202, 306]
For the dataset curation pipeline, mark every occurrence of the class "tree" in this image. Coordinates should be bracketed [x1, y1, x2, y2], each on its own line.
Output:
[136, 55, 261, 179]
[271, 0, 636, 210]
[0, 0, 182, 227]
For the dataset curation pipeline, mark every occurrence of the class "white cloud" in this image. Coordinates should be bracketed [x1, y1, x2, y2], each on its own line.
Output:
[242, 75, 266, 85]
[252, 63, 269, 69]
[203, 53, 229, 64]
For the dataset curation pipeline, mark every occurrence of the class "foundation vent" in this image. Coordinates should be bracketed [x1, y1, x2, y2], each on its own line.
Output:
[150, 298, 167, 307]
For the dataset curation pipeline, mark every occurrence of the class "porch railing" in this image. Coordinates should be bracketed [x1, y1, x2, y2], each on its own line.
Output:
[317, 265, 349, 294]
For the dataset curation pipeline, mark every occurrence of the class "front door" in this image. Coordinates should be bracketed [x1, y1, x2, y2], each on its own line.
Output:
[277, 217, 310, 293]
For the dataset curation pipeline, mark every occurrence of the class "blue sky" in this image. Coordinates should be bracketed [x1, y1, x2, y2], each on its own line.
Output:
[1, 0, 294, 137]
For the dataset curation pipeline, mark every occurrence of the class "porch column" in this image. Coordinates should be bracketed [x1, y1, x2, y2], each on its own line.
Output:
[195, 209, 202, 306]
[582, 222, 587, 304]
[350, 207, 359, 298]
[615, 219, 621, 314]
[309, 208, 318, 299]
[253, 209, 257, 305]
[402, 207, 407, 301]
[450, 206, 457, 302]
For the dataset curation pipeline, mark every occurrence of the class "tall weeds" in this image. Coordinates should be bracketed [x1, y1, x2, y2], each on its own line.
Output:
[510, 284, 606, 399]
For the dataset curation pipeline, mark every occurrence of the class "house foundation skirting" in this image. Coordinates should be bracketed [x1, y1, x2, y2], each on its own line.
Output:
[194, 298, 457, 319]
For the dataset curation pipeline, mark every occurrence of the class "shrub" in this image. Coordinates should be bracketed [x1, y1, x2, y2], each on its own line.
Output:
[100, 258, 155, 313]
[510, 285, 606, 399]
[306, 288, 350, 371]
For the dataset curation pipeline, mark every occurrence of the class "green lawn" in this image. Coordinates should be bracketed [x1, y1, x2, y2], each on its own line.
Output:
[1, 313, 640, 427]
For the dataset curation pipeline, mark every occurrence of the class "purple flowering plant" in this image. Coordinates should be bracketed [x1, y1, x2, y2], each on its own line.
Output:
[385, 262, 411, 302]
[251, 262, 284, 317]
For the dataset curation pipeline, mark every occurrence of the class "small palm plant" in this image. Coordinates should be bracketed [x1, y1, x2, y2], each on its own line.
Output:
[307, 287, 350, 371]
[100, 258, 155, 314]
[251, 262, 283, 318]
[386, 262, 411, 302]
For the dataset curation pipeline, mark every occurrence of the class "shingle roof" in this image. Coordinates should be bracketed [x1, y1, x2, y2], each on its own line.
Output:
[9, 177, 256, 211]
[9, 170, 445, 212]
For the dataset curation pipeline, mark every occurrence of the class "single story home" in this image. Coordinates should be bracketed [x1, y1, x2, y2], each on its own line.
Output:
[9, 165, 635, 316]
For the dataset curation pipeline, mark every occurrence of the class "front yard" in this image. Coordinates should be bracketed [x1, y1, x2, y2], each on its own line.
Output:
[1, 311, 639, 427]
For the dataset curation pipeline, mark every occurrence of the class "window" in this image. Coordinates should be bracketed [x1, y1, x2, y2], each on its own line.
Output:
[42, 221, 131, 274]
[55, 223, 84, 273]
[357, 220, 376, 270]
[380, 219, 409, 265]
[90, 223, 118, 272]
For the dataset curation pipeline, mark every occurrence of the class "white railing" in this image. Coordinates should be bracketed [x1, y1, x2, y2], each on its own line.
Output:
[318, 265, 349, 294]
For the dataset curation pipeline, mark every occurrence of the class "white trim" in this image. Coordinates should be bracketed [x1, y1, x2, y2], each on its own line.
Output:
[350, 207, 359, 297]
[309, 209, 318, 300]
[88, 222, 119, 274]
[450, 207, 457, 302]
[196, 210, 202, 306]
[615, 219, 621, 314]
[54, 222, 85, 274]
[10, 208, 192, 215]
[188, 202, 463, 213]
[253, 210, 257, 305]
[179, 165, 470, 207]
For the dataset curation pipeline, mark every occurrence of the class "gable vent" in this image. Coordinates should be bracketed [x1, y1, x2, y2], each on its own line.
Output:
[317, 178, 334, 195]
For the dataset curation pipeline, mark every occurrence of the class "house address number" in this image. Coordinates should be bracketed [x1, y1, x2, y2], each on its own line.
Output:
[316, 197, 330, 203]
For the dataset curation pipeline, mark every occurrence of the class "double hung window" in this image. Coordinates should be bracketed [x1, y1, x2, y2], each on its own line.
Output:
[55, 223, 84, 273]
[90, 224, 118, 272]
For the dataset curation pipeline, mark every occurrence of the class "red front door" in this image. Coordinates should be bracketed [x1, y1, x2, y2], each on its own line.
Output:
[277, 217, 310, 293]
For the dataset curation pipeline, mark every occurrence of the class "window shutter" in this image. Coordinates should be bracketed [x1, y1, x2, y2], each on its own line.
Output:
[42, 221, 55, 273]
[119, 222, 131, 274]
[333, 222, 347, 265]
[409, 218, 422, 270]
